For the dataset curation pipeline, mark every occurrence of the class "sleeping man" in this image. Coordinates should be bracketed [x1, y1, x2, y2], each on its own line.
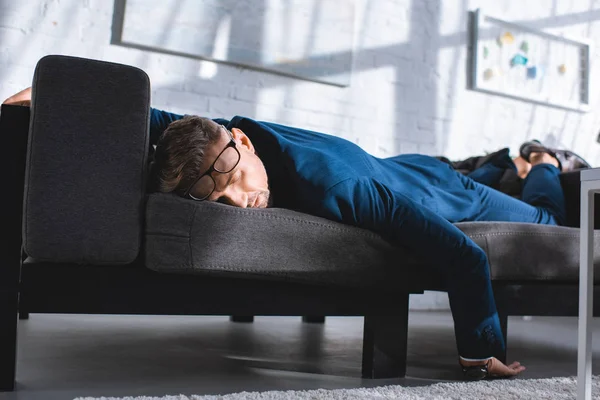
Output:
[148, 108, 569, 380]
[2, 87, 578, 379]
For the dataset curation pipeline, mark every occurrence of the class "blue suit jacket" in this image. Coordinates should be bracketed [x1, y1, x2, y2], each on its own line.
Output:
[150, 108, 487, 269]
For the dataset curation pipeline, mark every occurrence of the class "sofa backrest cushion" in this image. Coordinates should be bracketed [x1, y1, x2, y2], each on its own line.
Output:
[22, 55, 150, 264]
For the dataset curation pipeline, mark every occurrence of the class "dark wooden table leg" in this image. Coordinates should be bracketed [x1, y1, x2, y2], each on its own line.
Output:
[362, 294, 409, 378]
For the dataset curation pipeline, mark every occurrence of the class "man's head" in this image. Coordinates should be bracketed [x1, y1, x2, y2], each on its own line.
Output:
[152, 116, 271, 208]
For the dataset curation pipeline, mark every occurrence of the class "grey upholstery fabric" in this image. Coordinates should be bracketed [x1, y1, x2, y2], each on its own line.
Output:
[145, 193, 600, 288]
[457, 222, 600, 282]
[145, 194, 421, 289]
[22, 55, 150, 264]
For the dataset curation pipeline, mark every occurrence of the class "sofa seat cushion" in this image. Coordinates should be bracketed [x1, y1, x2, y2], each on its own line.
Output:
[458, 222, 600, 283]
[145, 193, 600, 288]
[145, 194, 418, 290]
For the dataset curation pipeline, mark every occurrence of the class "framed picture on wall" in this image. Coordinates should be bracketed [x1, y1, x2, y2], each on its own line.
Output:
[469, 8, 592, 112]
[115, 0, 356, 87]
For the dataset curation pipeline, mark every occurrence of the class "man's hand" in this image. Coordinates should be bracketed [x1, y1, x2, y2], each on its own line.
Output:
[487, 357, 525, 377]
[2, 87, 32, 107]
[461, 356, 526, 379]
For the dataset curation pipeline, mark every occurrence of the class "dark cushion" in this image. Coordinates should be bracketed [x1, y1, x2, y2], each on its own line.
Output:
[145, 194, 419, 290]
[145, 193, 600, 288]
[22, 55, 150, 264]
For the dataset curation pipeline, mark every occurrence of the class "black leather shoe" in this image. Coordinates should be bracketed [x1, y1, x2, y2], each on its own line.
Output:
[520, 140, 592, 172]
[518, 139, 543, 160]
[519, 140, 562, 171]
[553, 149, 592, 172]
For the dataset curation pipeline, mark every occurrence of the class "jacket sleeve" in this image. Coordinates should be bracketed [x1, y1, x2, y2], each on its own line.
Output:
[320, 177, 504, 358]
[320, 177, 486, 270]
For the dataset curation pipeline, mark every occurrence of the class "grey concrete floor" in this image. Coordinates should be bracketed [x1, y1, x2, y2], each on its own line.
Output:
[1, 312, 600, 400]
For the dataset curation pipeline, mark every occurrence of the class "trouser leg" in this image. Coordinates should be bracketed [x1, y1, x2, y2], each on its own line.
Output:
[466, 149, 516, 188]
[467, 163, 506, 187]
[462, 164, 563, 225]
[520, 164, 565, 225]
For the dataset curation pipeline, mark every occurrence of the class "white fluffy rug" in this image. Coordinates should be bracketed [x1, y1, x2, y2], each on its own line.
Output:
[75, 376, 600, 400]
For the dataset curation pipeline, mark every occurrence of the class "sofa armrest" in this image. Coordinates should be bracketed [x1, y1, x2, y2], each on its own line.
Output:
[22, 55, 151, 264]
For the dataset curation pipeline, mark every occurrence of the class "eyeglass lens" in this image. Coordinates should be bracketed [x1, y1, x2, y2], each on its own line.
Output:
[191, 146, 239, 199]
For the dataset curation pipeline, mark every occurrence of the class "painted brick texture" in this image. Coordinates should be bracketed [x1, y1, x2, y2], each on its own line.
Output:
[2, 0, 599, 161]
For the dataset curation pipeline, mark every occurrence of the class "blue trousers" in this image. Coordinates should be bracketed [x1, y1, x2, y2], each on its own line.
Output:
[449, 157, 565, 359]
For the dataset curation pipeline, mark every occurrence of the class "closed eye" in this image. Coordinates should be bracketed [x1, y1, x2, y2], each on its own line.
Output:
[231, 170, 242, 184]
[214, 169, 239, 191]
[214, 171, 242, 204]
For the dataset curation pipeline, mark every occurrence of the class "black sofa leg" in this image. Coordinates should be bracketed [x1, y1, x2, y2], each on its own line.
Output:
[230, 316, 254, 323]
[302, 316, 325, 323]
[362, 295, 409, 378]
[498, 313, 508, 364]
[0, 290, 18, 391]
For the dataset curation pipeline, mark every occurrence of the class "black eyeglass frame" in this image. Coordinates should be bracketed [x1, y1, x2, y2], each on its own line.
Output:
[182, 126, 241, 201]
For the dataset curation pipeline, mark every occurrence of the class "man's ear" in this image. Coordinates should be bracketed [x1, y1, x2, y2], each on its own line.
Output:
[231, 128, 255, 153]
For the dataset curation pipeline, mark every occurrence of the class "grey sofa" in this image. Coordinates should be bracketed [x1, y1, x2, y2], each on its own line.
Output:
[2, 55, 600, 392]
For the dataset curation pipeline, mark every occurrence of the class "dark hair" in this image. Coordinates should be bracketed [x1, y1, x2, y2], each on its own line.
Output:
[151, 115, 222, 193]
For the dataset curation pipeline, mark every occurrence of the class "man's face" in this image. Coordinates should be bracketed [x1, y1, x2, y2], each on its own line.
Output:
[191, 125, 271, 208]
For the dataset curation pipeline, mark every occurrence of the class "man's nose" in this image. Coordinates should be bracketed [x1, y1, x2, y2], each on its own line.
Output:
[221, 188, 247, 208]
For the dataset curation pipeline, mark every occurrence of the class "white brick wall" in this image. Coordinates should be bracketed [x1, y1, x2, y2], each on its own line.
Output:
[2, 0, 600, 309]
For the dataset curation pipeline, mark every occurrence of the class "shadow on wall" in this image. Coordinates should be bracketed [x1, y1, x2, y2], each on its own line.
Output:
[1, 0, 82, 93]
[109, 0, 600, 160]
[109, 0, 444, 157]
[110, 0, 345, 86]
[111, 0, 271, 117]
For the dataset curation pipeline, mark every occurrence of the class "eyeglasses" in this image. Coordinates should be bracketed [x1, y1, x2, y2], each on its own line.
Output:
[182, 126, 241, 201]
